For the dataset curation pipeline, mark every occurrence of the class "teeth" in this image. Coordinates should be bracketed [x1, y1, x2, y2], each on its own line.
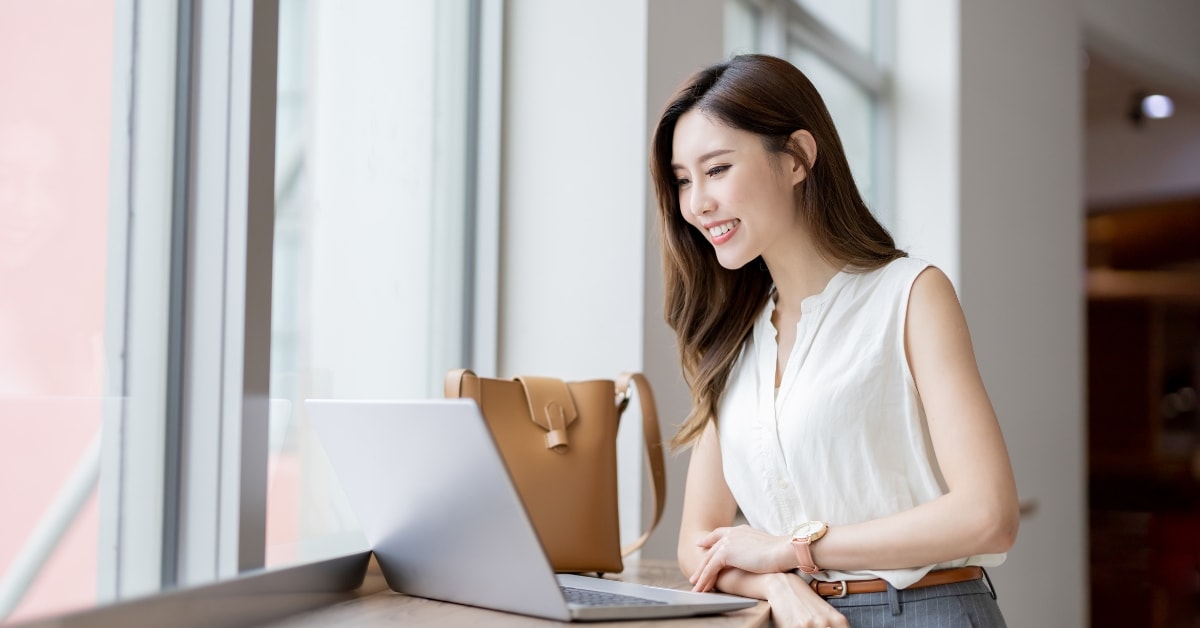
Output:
[708, 220, 738, 238]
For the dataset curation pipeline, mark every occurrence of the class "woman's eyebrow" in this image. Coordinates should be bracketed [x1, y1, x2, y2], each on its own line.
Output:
[671, 148, 735, 170]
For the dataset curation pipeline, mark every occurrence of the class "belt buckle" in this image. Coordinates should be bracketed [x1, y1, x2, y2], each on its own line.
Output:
[830, 580, 849, 598]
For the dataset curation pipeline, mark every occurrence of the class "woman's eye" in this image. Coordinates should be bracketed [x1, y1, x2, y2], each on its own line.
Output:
[674, 177, 691, 188]
[706, 165, 729, 177]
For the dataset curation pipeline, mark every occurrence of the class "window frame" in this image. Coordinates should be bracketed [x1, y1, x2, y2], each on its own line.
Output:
[730, 0, 895, 225]
[98, 0, 184, 600]
[174, 0, 500, 584]
[174, 0, 278, 585]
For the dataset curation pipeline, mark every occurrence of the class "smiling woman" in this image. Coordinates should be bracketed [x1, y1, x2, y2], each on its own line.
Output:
[650, 54, 1019, 627]
[651, 54, 901, 452]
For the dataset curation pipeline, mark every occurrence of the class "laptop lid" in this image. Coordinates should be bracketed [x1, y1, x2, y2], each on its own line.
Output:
[305, 399, 756, 622]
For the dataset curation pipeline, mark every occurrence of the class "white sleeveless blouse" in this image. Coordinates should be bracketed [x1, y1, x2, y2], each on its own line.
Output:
[716, 256, 1006, 588]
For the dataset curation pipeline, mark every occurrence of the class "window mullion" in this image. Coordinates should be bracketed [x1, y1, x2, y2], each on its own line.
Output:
[760, 1, 788, 57]
[100, 0, 181, 602]
[469, 0, 503, 375]
[179, 0, 277, 587]
[785, 2, 886, 94]
[97, 0, 137, 603]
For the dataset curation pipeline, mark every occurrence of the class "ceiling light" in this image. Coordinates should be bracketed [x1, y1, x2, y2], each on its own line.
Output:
[1141, 94, 1175, 119]
[1129, 92, 1175, 126]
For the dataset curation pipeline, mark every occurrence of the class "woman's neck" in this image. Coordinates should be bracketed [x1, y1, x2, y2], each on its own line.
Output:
[763, 234, 841, 314]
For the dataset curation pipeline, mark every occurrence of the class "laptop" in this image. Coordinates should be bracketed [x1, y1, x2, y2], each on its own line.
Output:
[305, 398, 757, 622]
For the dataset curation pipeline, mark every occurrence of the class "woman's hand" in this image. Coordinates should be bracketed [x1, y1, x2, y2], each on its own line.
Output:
[690, 525, 795, 592]
[761, 572, 849, 628]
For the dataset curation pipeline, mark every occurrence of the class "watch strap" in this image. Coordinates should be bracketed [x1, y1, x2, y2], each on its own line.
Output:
[792, 536, 821, 574]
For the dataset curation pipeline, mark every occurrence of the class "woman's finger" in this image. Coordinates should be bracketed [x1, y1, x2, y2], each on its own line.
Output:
[690, 554, 715, 591]
[689, 547, 715, 587]
[692, 546, 726, 592]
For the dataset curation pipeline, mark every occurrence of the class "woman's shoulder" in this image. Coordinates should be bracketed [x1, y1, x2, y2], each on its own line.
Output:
[882, 254, 932, 277]
[849, 255, 932, 292]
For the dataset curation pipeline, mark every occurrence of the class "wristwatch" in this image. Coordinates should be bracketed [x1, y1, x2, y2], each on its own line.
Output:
[790, 521, 828, 574]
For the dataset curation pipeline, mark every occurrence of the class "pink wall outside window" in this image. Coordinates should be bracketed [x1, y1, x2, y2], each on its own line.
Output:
[0, 0, 115, 622]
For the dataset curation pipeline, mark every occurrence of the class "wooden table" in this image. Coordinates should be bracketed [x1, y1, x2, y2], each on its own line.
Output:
[266, 558, 770, 627]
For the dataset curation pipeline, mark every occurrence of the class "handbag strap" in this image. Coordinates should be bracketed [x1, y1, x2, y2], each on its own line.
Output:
[616, 372, 666, 558]
[444, 368, 478, 399]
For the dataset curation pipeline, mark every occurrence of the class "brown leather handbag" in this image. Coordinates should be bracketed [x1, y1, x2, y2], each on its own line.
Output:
[444, 369, 666, 574]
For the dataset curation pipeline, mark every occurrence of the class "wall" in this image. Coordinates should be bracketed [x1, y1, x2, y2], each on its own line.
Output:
[958, 2, 1087, 626]
[498, 0, 647, 379]
[498, 0, 650, 552]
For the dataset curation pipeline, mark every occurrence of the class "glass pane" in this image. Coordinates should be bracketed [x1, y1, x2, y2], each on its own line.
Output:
[266, 0, 473, 566]
[725, 0, 759, 57]
[0, 0, 113, 622]
[797, 0, 874, 56]
[789, 46, 877, 212]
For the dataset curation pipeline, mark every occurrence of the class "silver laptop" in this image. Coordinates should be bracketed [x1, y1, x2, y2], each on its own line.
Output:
[305, 398, 757, 622]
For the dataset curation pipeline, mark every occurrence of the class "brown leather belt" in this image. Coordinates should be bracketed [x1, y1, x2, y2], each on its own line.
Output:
[810, 566, 984, 598]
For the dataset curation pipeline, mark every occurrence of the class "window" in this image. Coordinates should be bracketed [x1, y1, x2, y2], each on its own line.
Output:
[725, 0, 892, 224]
[725, 0, 760, 54]
[1, 0, 489, 621]
[265, 0, 480, 566]
[1, 0, 177, 621]
[795, 0, 874, 56]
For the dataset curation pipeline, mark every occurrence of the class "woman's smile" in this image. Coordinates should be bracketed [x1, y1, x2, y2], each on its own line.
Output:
[704, 218, 740, 244]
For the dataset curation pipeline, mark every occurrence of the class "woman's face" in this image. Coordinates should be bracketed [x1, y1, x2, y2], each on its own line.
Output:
[670, 109, 806, 270]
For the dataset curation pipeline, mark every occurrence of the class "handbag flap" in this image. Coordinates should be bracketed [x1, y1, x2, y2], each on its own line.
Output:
[514, 376, 578, 452]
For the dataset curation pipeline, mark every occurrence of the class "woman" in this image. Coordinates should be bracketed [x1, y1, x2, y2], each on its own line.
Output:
[651, 54, 1019, 627]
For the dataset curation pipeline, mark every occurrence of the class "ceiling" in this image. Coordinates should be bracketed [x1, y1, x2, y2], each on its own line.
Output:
[1084, 49, 1200, 275]
[1085, 49, 1200, 125]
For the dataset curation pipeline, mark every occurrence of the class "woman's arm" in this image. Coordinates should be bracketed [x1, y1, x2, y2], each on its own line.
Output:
[808, 266, 1019, 570]
[678, 420, 739, 577]
[689, 266, 1020, 590]
[681, 420, 849, 627]
[680, 421, 805, 588]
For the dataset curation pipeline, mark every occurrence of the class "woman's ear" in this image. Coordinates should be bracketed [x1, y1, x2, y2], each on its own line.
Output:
[788, 129, 817, 185]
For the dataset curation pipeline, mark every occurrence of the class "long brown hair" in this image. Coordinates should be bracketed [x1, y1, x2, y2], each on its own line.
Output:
[651, 54, 905, 449]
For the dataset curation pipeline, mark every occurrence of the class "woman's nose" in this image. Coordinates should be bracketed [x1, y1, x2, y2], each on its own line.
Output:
[687, 187, 715, 217]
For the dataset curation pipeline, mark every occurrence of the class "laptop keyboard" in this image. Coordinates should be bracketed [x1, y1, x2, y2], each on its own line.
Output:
[560, 586, 668, 607]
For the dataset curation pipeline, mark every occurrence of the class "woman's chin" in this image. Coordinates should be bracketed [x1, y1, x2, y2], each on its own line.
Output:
[714, 251, 754, 271]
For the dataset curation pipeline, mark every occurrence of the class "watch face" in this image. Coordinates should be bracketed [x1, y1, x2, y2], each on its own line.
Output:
[795, 520, 825, 538]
